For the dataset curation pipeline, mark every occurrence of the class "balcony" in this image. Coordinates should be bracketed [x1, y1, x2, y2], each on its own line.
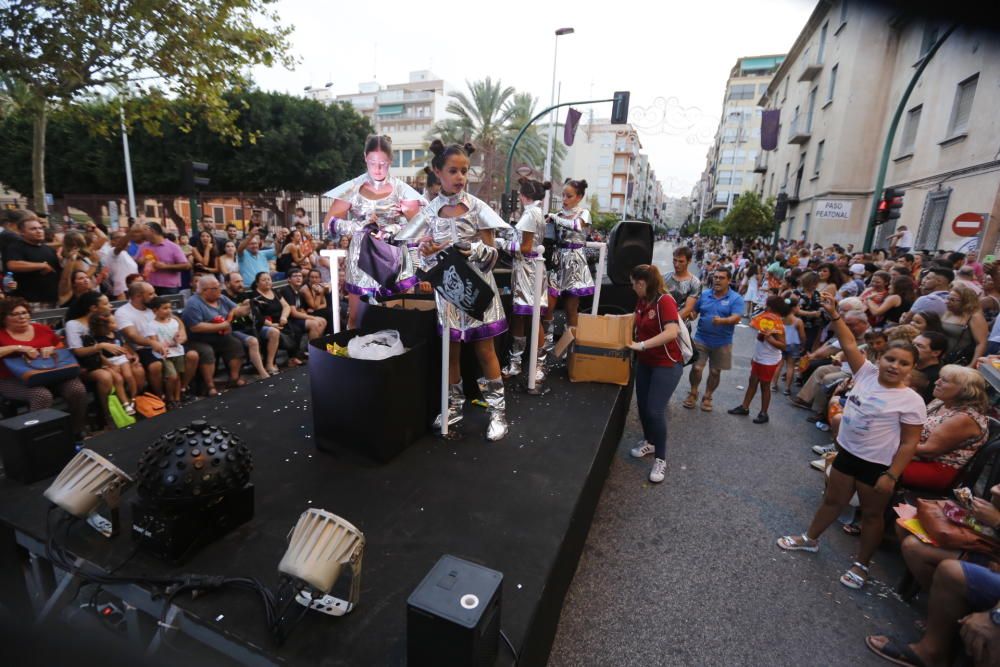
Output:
[753, 153, 768, 173]
[798, 58, 823, 82]
[788, 112, 812, 144]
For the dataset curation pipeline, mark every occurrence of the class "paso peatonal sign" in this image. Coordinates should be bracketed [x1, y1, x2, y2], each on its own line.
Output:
[813, 199, 853, 222]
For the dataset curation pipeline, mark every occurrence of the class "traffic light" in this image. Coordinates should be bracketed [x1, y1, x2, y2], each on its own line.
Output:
[774, 192, 788, 222]
[611, 91, 630, 125]
[875, 187, 904, 225]
[182, 161, 210, 193]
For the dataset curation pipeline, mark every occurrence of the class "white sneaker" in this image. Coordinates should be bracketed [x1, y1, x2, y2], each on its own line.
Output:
[810, 458, 828, 471]
[630, 441, 654, 458]
[811, 443, 836, 456]
[649, 458, 667, 483]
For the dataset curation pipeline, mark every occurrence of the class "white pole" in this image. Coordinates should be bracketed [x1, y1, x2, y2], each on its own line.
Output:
[622, 152, 631, 222]
[440, 316, 450, 436]
[542, 36, 559, 215]
[587, 241, 607, 315]
[526, 255, 546, 391]
[320, 249, 347, 334]
[120, 102, 137, 219]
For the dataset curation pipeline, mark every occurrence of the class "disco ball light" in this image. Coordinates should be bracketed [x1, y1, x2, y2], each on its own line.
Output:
[135, 419, 252, 503]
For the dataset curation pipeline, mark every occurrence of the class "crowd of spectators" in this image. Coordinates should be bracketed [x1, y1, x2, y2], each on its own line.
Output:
[0, 208, 337, 436]
[678, 235, 1000, 667]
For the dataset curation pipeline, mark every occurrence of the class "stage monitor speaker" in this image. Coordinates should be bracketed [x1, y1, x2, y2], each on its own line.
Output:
[607, 220, 654, 285]
[0, 409, 75, 483]
[407, 555, 503, 667]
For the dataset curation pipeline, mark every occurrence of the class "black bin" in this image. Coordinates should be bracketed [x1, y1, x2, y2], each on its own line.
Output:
[0, 409, 75, 483]
[309, 303, 437, 462]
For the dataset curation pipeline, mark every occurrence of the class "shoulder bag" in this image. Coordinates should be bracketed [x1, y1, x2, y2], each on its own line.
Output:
[653, 295, 696, 366]
[3, 348, 81, 387]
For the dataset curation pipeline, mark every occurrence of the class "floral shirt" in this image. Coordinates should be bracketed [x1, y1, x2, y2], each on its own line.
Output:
[919, 400, 988, 470]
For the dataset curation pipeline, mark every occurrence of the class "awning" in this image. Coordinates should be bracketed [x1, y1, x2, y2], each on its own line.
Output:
[376, 104, 404, 116]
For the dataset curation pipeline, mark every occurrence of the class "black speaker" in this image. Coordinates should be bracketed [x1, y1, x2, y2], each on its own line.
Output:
[0, 409, 75, 483]
[607, 221, 654, 285]
[407, 555, 503, 667]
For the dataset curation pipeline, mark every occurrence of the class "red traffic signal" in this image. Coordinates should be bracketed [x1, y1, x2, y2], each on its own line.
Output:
[875, 187, 904, 224]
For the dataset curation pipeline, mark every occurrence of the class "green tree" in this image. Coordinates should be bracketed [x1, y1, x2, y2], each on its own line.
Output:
[428, 77, 515, 204]
[0, 91, 371, 196]
[0, 0, 294, 213]
[497, 92, 566, 187]
[722, 191, 775, 241]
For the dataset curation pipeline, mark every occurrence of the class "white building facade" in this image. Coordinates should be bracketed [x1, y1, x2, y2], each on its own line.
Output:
[756, 1, 1000, 251]
[699, 55, 786, 219]
[561, 120, 664, 220]
[308, 71, 451, 187]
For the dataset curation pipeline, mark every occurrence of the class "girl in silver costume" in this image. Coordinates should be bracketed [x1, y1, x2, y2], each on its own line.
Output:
[501, 177, 551, 381]
[543, 178, 595, 347]
[419, 140, 511, 441]
[323, 134, 427, 328]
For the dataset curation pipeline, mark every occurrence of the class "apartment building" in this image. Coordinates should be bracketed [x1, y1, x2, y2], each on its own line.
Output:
[699, 55, 785, 219]
[756, 1, 1000, 251]
[560, 119, 664, 219]
[308, 71, 451, 187]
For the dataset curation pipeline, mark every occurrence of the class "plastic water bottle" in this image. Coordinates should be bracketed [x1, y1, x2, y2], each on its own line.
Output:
[2, 272, 14, 291]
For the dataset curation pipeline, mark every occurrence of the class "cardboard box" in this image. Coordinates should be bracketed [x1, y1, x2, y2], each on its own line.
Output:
[567, 313, 634, 386]
[553, 326, 576, 360]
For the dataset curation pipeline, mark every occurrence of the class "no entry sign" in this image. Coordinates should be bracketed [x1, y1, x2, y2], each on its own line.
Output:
[953, 212, 985, 237]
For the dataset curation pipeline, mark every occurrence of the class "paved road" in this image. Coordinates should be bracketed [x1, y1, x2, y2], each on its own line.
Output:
[547, 241, 918, 666]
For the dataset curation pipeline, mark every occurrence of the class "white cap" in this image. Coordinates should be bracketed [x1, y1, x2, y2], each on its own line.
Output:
[849, 263, 865, 276]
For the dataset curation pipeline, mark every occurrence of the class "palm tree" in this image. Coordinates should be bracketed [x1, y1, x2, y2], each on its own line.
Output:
[427, 78, 515, 204]
[498, 92, 566, 189]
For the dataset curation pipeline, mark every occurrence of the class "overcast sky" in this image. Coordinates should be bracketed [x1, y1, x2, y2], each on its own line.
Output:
[251, 0, 816, 197]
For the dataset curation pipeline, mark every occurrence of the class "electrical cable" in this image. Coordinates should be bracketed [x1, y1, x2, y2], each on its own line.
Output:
[500, 628, 519, 664]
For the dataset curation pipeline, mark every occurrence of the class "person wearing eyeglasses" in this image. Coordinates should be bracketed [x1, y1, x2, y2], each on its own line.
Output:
[0, 297, 89, 437]
[322, 134, 427, 328]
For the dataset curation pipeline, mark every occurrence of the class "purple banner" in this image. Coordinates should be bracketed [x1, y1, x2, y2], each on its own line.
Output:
[564, 107, 582, 146]
[761, 109, 780, 151]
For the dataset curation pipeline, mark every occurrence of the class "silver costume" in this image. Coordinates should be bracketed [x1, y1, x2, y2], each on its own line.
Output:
[324, 174, 427, 297]
[502, 202, 549, 382]
[548, 205, 595, 298]
[425, 190, 510, 441]
[423, 191, 509, 343]
[510, 202, 548, 316]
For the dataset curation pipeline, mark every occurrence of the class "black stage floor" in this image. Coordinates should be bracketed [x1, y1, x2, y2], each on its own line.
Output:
[0, 361, 631, 666]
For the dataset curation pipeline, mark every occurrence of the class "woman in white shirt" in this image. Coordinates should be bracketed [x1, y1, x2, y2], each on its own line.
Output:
[778, 293, 926, 590]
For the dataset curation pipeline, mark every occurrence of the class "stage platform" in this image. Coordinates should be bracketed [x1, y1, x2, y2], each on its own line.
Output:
[0, 361, 632, 665]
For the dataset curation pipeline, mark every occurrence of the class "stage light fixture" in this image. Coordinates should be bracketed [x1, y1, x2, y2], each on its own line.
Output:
[278, 508, 365, 616]
[131, 420, 254, 562]
[43, 449, 134, 537]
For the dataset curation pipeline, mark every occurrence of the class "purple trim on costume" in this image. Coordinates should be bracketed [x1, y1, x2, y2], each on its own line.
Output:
[346, 282, 378, 296]
[393, 275, 420, 292]
[437, 319, 508, 342]
[563, 286, 595, 297]
[548, 287, 561, 297]
[346, 275, 420, 298]
[559, 243, 585, 250]
[513, 304, 548, 316]
[522, 251, 539, 258]
[406, 242, 421, 248]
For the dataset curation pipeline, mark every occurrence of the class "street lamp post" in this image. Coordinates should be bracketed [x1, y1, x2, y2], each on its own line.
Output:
[543, 27, 574, 212]
[119, 99, 136, 221]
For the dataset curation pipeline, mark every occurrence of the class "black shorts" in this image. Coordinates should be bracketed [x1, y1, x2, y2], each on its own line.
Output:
[832, 445, 889, 487]
[137, 348, 163, 369]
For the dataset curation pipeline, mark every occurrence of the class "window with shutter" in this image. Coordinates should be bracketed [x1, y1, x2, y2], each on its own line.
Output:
[948, 74, 978, 136]
[899, 106, 921, 154]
